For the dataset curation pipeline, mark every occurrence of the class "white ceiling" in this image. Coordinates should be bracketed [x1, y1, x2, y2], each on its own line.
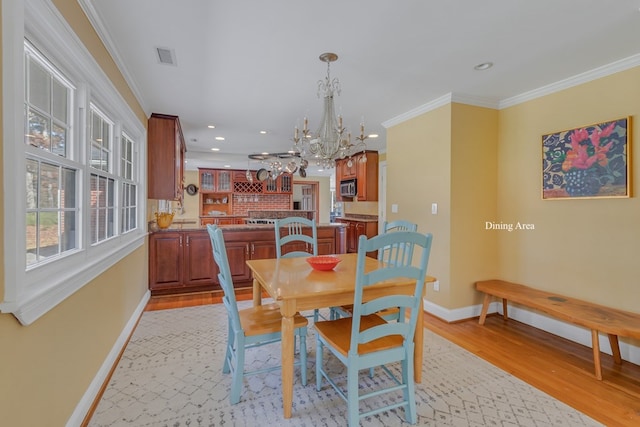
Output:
[82, 0, 640, 176]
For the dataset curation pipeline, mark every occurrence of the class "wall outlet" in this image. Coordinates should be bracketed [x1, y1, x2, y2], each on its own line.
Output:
[431, 203, 438, 215]
[433, 280, 440, 292]
[391, 204, 398, 213]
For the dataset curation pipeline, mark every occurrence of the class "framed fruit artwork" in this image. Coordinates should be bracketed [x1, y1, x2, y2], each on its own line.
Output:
[542, 117, 630, 199]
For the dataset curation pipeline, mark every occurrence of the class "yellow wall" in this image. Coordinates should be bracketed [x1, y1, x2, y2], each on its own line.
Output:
[386, 103, 499, 309]
[387, 66, 640, 316]
[0, 246, 148, 426]
[387, 105, 453, 306]
[497, 66, 640, 312]
[450, 103, 499, 307]
[1, 1, 148, 425]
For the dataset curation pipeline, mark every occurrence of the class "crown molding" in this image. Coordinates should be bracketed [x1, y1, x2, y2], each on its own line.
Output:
[78, 0, 148, 114]
[383, 53, 640, 128]
[499, 53, 640, 109]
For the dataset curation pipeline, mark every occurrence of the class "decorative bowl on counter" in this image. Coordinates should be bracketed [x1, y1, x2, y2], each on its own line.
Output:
[155, 211, 175, 229]
[306, 255, 341, 271]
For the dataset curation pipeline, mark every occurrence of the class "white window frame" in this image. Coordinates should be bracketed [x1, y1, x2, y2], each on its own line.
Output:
[1, 0, 147, 325]
[120, 132, 138, 234]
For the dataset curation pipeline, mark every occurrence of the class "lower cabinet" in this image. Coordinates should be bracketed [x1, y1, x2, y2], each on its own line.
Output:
[149, 231, 217, 295]
[148, 224, 346, 295]
[336, 219, 378, 254]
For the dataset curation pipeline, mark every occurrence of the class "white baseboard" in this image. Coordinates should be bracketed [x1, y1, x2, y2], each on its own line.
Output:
[423, 297, 640, 366]
[67, 290, 150, 427]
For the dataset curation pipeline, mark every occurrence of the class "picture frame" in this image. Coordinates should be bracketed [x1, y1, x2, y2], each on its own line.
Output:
[542, 117, 630, 200]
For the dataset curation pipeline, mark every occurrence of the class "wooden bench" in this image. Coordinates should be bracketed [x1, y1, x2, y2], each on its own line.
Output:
[476, 279, 640, 380]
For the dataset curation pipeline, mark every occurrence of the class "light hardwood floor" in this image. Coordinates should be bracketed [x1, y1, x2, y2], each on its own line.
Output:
[144, 292, 640, 426]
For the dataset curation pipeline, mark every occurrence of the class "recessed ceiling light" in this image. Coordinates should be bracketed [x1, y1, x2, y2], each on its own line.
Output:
[259, 130, 267, 134]
[223, 165, 231, 168]
[261, 152, 269, 155]
[207, 125, 215, 129]
[368, 134, 379, 138]
[211, 148, 220, 151]
[215, 136, 225, 141]
[474, 62, 493, 71]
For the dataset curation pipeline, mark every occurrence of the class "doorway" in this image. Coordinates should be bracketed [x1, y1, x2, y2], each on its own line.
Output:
[293, 181, 320, 222]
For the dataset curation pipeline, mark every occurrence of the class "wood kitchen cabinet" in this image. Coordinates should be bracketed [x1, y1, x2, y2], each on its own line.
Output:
[264, 173, 293, 194]
[335, 150, 378, 201]
[340, 158, 358, 179]
[221, 230, 277, 288]
[335, 218, 377, 254]
[149, 230, 217, 295]
[199, 168, 233, 218]
[149, 225, 346, 294]
[147, 113, 186, 201]
[356, 151, 379, 201]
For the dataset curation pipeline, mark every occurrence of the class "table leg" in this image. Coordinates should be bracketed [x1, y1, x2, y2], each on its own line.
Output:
[281, 307, 295, 418]
[414, 305, 424, 383]
[252, 278, 262, 307]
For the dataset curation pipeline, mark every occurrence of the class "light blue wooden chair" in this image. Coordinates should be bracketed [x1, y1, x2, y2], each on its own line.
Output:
[274, 217, 324, 322]
[206, 224, 308, 405]
[334, 219, 419, 321]
[274, 216, 318, 258]
[314, 231, 433, 426]
[378, 220, 418, 268]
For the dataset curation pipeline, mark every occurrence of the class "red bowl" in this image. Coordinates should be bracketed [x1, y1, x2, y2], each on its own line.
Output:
[306, 256, 341, 271]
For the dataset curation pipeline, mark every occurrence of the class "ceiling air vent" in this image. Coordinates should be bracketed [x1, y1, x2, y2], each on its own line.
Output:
[155, 47, 176, 66]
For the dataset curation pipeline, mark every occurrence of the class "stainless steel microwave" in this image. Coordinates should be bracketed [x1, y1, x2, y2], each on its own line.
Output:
[340, 179, 357, 197]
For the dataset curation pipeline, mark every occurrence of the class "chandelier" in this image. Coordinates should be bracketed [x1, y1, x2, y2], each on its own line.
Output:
[248, 52, 368, 177]
[292, 52, 368, 169]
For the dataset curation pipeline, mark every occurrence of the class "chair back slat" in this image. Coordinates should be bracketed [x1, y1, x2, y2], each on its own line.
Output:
[378, 220, 418, 266]
[274, 217, 318, 258]
[350, 230, 432, 354]
[206, 224, 243, 333]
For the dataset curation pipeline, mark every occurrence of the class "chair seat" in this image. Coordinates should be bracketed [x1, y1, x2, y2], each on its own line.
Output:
[315, 314, 404, 357]
[240, 303, 308, 337]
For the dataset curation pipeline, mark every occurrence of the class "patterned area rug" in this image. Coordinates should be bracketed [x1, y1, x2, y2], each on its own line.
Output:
[88, 303, 602, 426]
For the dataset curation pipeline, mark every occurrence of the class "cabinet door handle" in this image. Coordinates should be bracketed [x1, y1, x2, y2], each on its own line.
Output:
[245, 244, 249, 256]
[186, 235, 190, 246]
[251, 243, 255, 255]
[179, 236, 183, 246]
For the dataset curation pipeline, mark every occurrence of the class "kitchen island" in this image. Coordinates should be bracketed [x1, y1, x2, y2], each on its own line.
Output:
[148, 223, 346, 295]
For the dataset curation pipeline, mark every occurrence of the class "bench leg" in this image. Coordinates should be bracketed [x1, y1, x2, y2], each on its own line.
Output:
[479, 293, 491, 325]
[502, 298, 508, 320]
[608, 334, 622, 365]
[591, 329, 602, 380]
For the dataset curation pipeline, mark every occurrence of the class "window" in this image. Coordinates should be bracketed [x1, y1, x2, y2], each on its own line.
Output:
[89, 105, 112, 172]
[89, 105, 115, 244]
[120, 133, 137, 233]
[26, 158, 78, 266]
[24, 42, 79, 267]
[1, 0, 146, 325]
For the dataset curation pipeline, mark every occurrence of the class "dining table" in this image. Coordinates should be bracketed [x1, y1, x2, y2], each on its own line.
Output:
[246, 252, 435, 419]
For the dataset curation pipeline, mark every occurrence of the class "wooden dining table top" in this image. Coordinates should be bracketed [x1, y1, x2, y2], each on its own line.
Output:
[246, 253, 435, 309]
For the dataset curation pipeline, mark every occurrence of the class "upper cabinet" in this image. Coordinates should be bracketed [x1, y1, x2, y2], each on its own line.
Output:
[340, 158, 358, 180]
[336, 150, 378, 201]
[199, 168, 233, 217]
[264, 173, 293, 194]
[355, 151, 378, 201]
[147, 113, 186, 201]
[200, 169, 232, 193]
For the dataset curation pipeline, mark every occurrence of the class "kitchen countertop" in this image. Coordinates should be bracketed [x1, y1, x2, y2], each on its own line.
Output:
[335, 215, 379, 223]
[152, 222, 346, 232]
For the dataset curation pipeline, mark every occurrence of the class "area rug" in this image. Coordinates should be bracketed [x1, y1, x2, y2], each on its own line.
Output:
[88, 303, 602, 426]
